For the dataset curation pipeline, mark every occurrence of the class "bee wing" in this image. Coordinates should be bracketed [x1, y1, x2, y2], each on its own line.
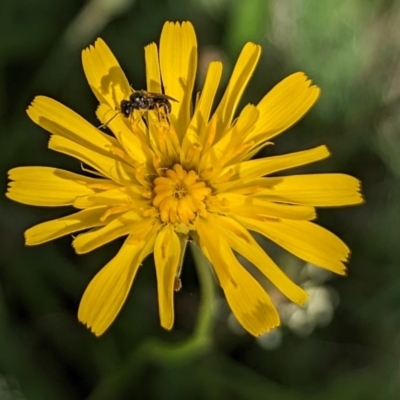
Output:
[163, 94, 179, 102]
[146, 91, 179, 103]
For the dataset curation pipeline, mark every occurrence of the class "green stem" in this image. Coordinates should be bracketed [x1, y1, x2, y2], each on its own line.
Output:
[190, 241, 215, 339]
[86, 241, 216, 400]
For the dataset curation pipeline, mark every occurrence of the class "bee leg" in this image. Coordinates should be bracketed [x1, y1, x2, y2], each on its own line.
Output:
[99, 108, 119, 129]
[130, 110, 146, 129]
[155, 104, 171, 130]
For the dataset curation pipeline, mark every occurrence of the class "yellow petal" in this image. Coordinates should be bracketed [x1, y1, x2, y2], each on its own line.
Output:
[7, 167, 100, 206]
[220, 258, 280, 336]
[189, 61, 223, 144]
[181, 61, 223, 167]
[249, 72, 320, 142]
[214, 42, 261, 140]
[255, 174, 364, 207]
[215, 215, 308, 305]
[27, 96, 119, 155]
[25, 207, 107, 245]
[73, 187, 132, 209]
[218, 145, 330, 186]
[205, 105, 259, 168]
[82, 38, 131, 109]
[154, 225, 181, 330]
[160, 21, 197, 137]
[145, 42, 162, 93]
[196, 216, 280, 336]
[237, 216, 349, 275]
[48, 135, 135, 183]
[73, 212, 149, 254]
[96, 103, 148, 165]
[78, 238, 147, 336]
[210, 193, 316, 220]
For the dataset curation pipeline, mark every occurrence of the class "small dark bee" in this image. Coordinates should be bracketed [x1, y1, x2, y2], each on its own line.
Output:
[102, 90, 178, 128]
[120, 90, 178, 118]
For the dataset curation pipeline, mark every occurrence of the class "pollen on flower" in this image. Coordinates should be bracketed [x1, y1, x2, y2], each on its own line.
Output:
[152, 164, 211, 225]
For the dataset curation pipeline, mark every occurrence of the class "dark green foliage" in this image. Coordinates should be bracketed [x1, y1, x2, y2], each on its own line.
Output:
[0, 0, 399, 399]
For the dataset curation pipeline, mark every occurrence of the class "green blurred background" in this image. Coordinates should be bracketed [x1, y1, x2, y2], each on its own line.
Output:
[1, 0, 399, 399]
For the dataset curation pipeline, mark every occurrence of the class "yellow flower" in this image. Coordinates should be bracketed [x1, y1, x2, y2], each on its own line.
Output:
[6, 21, 363, 337]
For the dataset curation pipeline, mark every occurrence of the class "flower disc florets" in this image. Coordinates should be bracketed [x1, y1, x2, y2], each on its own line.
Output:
[153, 164, 211, 226]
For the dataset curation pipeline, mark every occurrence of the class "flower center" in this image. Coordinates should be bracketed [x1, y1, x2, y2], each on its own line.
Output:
[152, 164, 211, 225]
